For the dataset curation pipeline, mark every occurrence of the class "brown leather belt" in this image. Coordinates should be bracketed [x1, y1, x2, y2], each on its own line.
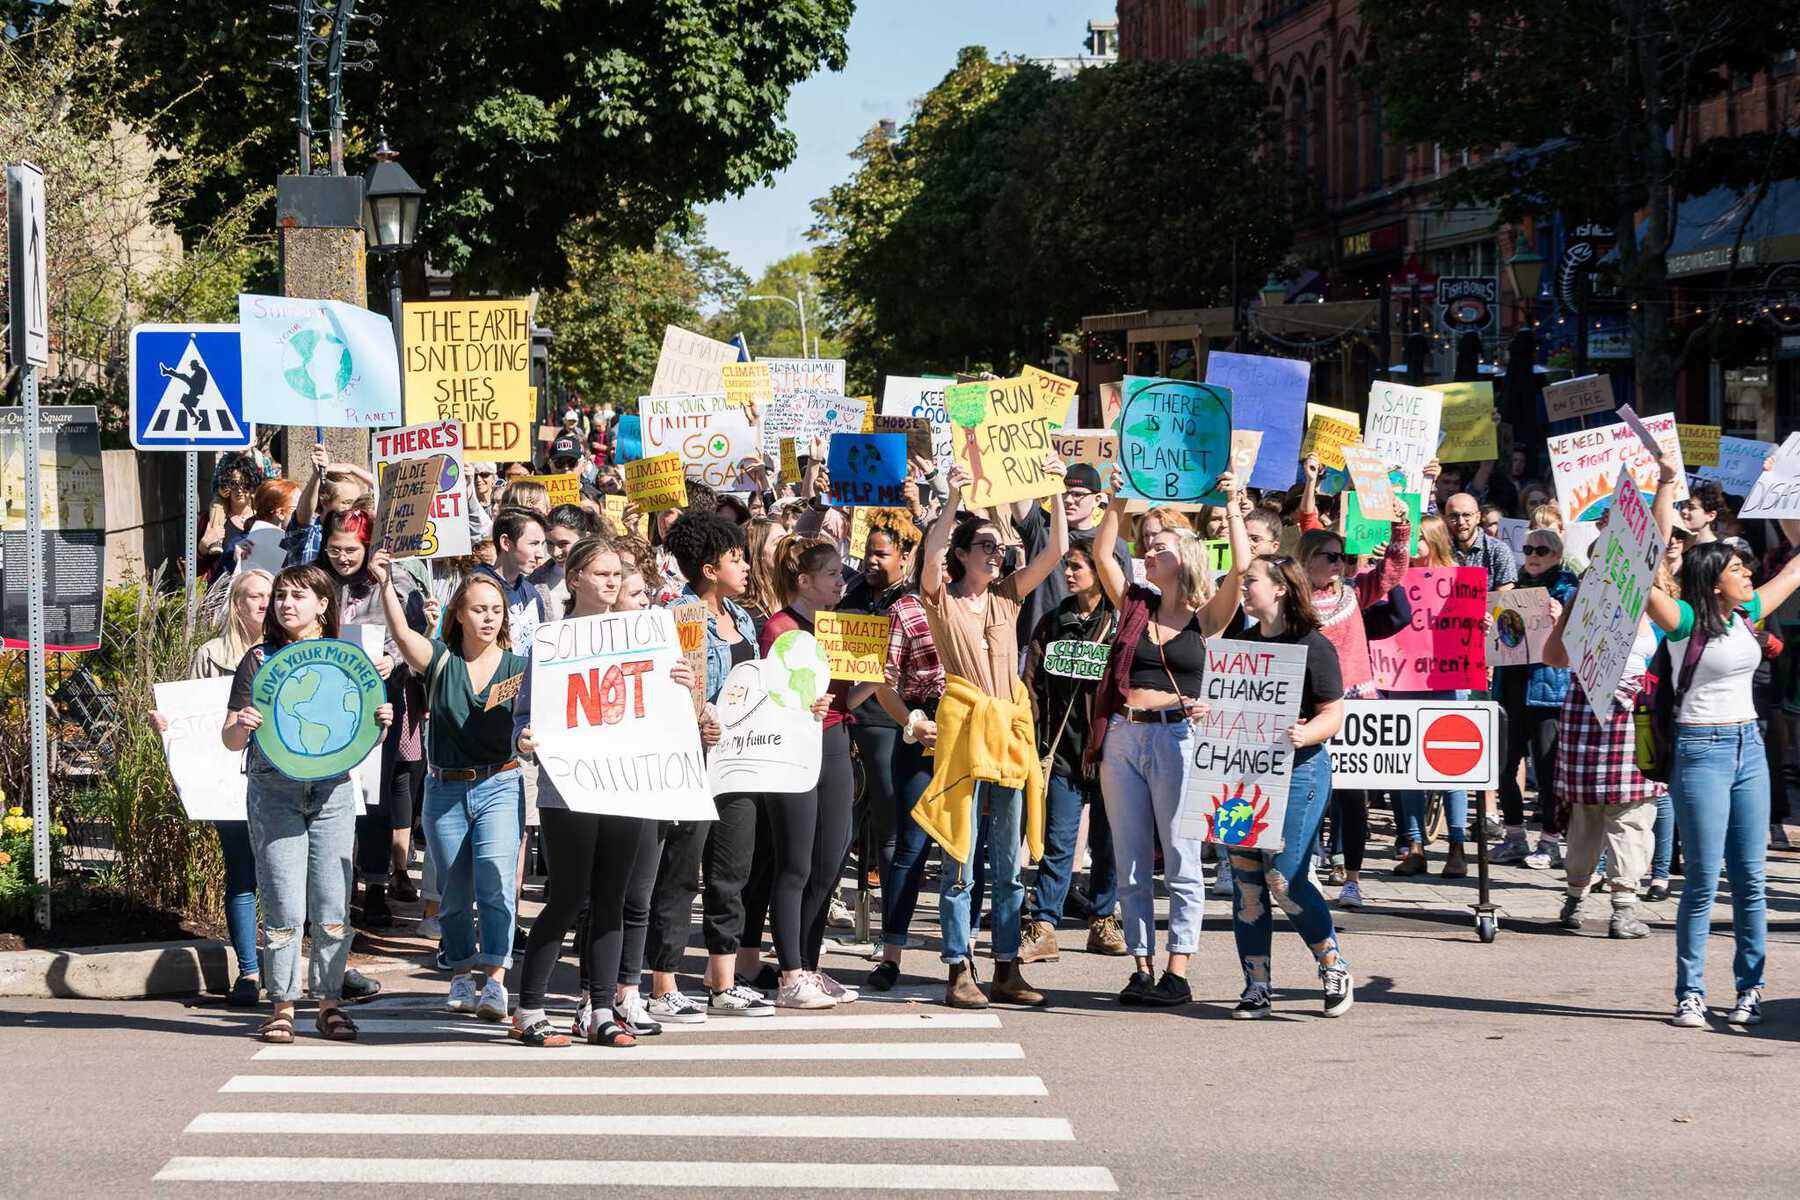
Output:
[428, 759, 520, 783]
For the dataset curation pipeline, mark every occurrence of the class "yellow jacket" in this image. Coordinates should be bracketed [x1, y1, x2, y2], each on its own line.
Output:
[911, 674, 1045, 864]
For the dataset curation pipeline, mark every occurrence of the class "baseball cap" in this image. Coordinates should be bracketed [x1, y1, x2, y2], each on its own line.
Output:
[550, 433, 582, 461]
[1064, 463, 1103, 494]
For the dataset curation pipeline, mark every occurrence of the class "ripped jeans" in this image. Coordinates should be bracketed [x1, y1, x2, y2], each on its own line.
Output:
[1229, 749, 1341, 989]
[245, 762, 357, 1003]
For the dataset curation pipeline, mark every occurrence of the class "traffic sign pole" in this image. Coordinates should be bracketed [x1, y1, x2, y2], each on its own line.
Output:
[185, 452, 199, 623]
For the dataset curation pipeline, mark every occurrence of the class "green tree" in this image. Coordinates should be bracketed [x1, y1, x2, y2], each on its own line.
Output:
[704, 250, 845, 361]
[1360, 0, 1800, 412]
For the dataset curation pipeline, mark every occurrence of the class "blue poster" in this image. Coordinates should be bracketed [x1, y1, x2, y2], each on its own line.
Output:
[237, 294, 401, 427]
[1202, 351, 1309, 492]
[128, 324, 251, 450]
[1116, 377, 1233, 506]
[826, 433, 907, 508]
[616, 415, 643, 463]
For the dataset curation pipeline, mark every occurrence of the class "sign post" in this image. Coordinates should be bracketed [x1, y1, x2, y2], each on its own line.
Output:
[8, 161, 52, 929]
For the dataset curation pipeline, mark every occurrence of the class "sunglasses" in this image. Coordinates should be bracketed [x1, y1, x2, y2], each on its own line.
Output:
[1523, 545, 1556, 557]
[1312, 551, 1345, 564]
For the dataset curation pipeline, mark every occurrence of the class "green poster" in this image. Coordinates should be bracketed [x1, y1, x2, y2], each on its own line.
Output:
[250, 639, 385, 781]
[1343, 491, 1423, 556]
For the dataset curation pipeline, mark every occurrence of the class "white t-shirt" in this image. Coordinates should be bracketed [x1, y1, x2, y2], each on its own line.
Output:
[1667, 595, 1763, 725]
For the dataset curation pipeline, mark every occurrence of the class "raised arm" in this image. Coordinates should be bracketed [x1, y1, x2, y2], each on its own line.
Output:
[1006, 456, 1070, 598]
[918, 463, 968, 600]
[293, 441, 328, 527]
[1091, 486, 1130, 611]
[1199, 471, 1247, 636]
[1754, 546, 1800, 617]
[1299, 453, 1320, 520]
[1651, 453, 1680, 541]
[369, 549, 435, 672]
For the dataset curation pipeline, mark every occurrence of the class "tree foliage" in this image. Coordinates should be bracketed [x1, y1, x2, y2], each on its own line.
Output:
[704, 251, 845, 361]
[812, 49, 1294, 383]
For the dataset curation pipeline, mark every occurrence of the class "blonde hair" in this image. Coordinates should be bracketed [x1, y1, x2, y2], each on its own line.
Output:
[1529, 503, 1563, 531]
[497, 478, 551, 515]
[220, 568, 275, 663]
[1144, 524, 1212, 608]
[742, 517, 783, 618]
[1415, 515, 1456, 568]
[772, 534, 838, 609]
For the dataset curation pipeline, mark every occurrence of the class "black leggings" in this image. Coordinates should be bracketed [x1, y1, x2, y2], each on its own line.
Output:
[765, 722, 854, 972]
[611, 816, 666, 988]
[1328, 788, 1370, 872]
[519, 806, 654, 1011]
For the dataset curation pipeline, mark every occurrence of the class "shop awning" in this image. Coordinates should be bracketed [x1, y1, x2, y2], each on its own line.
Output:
[1612, 182, 1800, 277]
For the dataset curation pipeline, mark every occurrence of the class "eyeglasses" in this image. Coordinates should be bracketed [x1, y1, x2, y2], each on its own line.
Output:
[1063, 490, 1096, 502]
[968, 540, 1001, 554]
[1312, 551, 1345, 564]
[1523, 545, 1556, 557]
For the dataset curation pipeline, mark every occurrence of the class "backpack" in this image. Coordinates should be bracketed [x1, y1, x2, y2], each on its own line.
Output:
[1634, 608, 1743, 782]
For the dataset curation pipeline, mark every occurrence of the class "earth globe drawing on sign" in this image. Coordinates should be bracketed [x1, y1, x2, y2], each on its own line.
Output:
[765, 630, 829, 710]
[251, 640, 383, 780]
[272, 664, 363, 756]
[282, 323, 355, 406]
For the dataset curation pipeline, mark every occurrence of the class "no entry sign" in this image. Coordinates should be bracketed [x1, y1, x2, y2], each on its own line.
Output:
[1326, 700, 1499, 790]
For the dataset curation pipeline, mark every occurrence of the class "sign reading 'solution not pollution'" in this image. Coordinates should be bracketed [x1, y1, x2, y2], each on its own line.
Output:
[529, 611, 713, 820]
[1179, 638, 1308, 852]
[1116, 376, 1232, 508]
[402, 300, 531, 461]
[1371, 567, 1488, 691]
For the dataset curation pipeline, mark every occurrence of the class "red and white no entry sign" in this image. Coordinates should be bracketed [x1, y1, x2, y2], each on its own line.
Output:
[1420, 711, 1486, 780]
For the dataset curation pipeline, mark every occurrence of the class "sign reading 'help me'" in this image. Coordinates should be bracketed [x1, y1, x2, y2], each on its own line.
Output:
[1325, 700, 1500, 789]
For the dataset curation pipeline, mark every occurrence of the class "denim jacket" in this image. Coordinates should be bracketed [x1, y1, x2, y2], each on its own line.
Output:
[676, 585, 759, 703]
[1520, 567, 1579, 706]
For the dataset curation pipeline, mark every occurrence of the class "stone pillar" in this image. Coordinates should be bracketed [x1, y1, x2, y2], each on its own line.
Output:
[276, 175, 372, 479]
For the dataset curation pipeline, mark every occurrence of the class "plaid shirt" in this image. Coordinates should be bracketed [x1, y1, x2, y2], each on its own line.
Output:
[1555, 677, 1666, 819]
[1452, 531, 1518, 588]
[885, 592, 944, 709]
[282, 518, 322, 569]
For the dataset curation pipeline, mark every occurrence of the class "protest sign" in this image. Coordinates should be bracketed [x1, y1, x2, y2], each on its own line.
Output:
[1115, 376, 1232, 507]
[1301, 402, 1360, 471]
[848, 506, 911, 561]
[1698, 435, 1776, 495]
[1547, 411, 1687, 523]
[400, 300, 530, 459]
[1497, 517, 1529, 558]
[1043, 639, 1112, 681]
[373, 420, 471, 559]
[374, 454, 448, 558]
[871, 414, 935, 462]
[650, 325, 738, 397]
[239, 294, 400, 427]
[795, 394, 868, 449]
[1487, 588, 1554, 668]
[249, 639, 386, 782]
[827, 433, 907, 508]
[1616, 405, 1664, 456]
[153, 677, 247, 821]
[601, 494, 636, 537]
[1052, 429, 1119, 475]
[1564, 520, 1602, 564]
[708, 631, 830, 796]
[616, 415, 643, 463]
[529, 610, 713, 819]
[1229, 429, 1264, 483]
[1022, 365, 1080, 428]
[857, 395, 877, 433]
[1371, 567, 1488, 691]
[1342, 490, 1422, 556]
[779, 438, 801, 485]
[1563, 468, 1666, 720]
[0, 405, 105, 652]
[765, 358, 848, 400]
[1326, 700, 1502, 790]
[1542, 373, 1615, 423]
[1340, 441, 1399, 521]
[946, 378, 1063, 507]
[816, 611, 892, 683]
[1365, 381, 1443, 496]
[1738, 431, 1800, 519]
[517, 473, 583, 508]
[1202, 352, 1309, 491]
[239, 527, 287, 576]
[1099, 381, 1124, 429]
[882, 376, 954, 474]
[1178, 638, 1308, 852]
[721, 361, 773, 414]
[625, 453, 688, 513]
[1425, 380, 1498, 462]
[667, 599, 710, 717]
[1199, 539, 1233, 575]
[640, 391, 760, 488]
[1676, 423, 1721, 467]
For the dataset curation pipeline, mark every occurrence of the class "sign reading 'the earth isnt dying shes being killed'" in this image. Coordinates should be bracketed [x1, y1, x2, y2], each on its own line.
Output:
[401, 300, 531, 461]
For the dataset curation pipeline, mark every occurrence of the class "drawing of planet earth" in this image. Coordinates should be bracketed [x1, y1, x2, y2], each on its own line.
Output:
[765, 630, 829, 710]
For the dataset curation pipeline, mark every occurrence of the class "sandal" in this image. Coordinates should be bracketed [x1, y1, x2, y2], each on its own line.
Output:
[258, 1014, 295, 1043]
[510, 1015, 572, 1048]
[588, 1018, 637, 1048]
[314, 1007, 359, 1041]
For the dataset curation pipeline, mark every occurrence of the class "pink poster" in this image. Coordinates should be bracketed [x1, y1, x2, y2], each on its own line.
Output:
[1371, 567, 1489, 691]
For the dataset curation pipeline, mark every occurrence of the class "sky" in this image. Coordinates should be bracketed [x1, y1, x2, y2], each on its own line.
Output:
[698, 0, 1112, 280]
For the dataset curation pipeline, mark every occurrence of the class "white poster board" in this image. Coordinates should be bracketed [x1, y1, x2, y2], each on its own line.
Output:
[1179, 638, 1308, 852]
[371, 419, 472, 558]
[650, 325, 738, 397]
[764, 358, 847, 399]
[882, 376, 953, 475]
[1486, 588, 1554, 668]
[1364, 381, 1443, 496]
[529, 610, 713, 819]
[1737, 430, 1800, 519]
[1546, 412, 1687, 524]
[1326, 700, 1501, 790]
[1562, 468, 1667, 720]
[708, 634, 830, 795]
[154, 677, 248, 821]
[640, 391, 762, 490]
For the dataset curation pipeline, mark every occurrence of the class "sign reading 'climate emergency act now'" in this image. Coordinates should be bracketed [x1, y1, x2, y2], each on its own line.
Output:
[1325, 700, 1500, 790]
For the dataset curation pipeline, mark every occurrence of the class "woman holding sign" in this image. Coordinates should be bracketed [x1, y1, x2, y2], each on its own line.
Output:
[1086, 468, 1249, 1007]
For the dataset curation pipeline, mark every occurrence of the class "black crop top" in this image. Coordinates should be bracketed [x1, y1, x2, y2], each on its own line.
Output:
[1127, 617, 1205, 697]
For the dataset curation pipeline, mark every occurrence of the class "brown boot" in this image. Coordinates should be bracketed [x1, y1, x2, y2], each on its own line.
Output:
[1441, 845, 1469, 879]
[1085, 913, 1128, 956]
[1017, 919, 1060, 964]
[945, 960, 989, 1009]
[991, 960, 1046, 1007]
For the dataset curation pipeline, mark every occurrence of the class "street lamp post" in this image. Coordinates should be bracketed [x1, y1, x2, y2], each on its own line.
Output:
[745, 291, 811, 357]
[362, 133, 426, 365]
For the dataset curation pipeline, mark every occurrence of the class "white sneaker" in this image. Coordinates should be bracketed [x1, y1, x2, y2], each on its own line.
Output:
[1336, 880, 1364, 910]
[1671, 993, 1708, 1028]
[827, 896, 855, 929]
[417, 914, 442, 940]
[612, 991, 663, 1036]
[1539, 837, 1564, 868]
[1522, 845, 1554, 870]
[444, 974, 478, 1014]
[811, 971, 859, 1003]
[1727, 988, 1763, 1027]
[1210, 859, 1235, 897]
[646, 989, 707, 1024]
[708, 983, 776, 1017]
[475, 976, 509, 1023]
[775, 973, 837, 1009]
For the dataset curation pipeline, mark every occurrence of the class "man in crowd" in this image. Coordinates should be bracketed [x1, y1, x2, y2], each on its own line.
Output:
[1445, 491, 1517, 589]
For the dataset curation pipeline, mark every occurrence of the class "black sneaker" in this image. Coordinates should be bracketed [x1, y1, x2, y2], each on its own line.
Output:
[740, 963, 780, 991]
[359, 884, 394, 930]
[1117, 970, 1155, 1006]
[1232, 984, 1272, 1019]
[1137, 970, 1193, 1008]
[864, 960, 900, 992]
[341, 969, 381, 1002]
[512, 924, 530, 957]
[1321, 965, 1354, 1017]
[226, 976, 262, 1008]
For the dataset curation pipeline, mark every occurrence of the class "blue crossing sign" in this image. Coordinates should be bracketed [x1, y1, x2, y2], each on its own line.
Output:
[129, 324, 251, 450]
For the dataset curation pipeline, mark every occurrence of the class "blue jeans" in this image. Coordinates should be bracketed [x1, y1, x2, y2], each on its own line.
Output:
[245, 766, 356, 1003]
[1033, 771, 1117, 925]
[1652, 790, 1676, 881]
[938, 783, 1022, 965]
[1391, 689, 1469, 846]
[1229, 751, 1341, 987]
[1098, 715, 1206, 957]
[214, 820, 260, 982]
[423, 767, 524, 972]
[883, 738, 935, 947]
[1669, 723, 1768, 1000]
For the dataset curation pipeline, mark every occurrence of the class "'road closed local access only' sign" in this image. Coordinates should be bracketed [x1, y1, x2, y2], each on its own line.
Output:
[1325, 700, 1499, 790]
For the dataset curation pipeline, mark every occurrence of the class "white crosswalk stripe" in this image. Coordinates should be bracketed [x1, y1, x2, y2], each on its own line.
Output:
[345, 1011, 1004, 1035]
[185, 1112, 1077, 1140]
[220, 1073, 1051, 1097]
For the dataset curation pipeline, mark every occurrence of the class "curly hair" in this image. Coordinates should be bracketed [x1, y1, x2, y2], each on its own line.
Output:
[665, 511, 747, 585]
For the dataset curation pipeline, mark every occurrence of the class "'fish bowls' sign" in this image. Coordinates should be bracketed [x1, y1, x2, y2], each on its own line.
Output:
[1116, 376, 1232, 508]
[250, 639, 386, 781]
[709, 630, 831, 796]
[530, 610, 713, 820]
[1043, 639, 1111, 681]
[1179, 638, 1308, 852]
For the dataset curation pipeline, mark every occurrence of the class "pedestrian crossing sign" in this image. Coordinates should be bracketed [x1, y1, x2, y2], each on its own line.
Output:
[129, 323, 251, 450]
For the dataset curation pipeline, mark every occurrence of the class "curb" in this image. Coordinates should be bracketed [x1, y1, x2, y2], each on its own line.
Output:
[0, 939, 230, 999]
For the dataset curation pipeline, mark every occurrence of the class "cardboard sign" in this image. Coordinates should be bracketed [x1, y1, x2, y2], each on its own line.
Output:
[154, 677, 248, 821]
[238, 294, 401, 428]
[1051, 429, 1118, 475]
[1676, 423, 1721, 467]
[779, 437, 801, 485]
[1341, 441, 1399, 521]
[708, 632, 830, 796]
[1202, 352, 1309, 491]
[870, 414, 935, 463]
[1564, 468, 1666, 719]
[721, 361, 773, 413]
[765, 358, 848, 400]
[375, 454, 449, 558]
[1737, 430, 1800, 520]
[1342, 490, 1422, 556]
[1301, 402, 1360, 472]
[1043, 639, 1111, 681]
[882, 376, 954, 474]
[1179, 638, 1309, 852]
[1326, 700, 1502, 789]
[1229, 429, 1264, 483]
[1542, 373, 1615, 423]
[1487, 588, 1554, 668]
[946, 379, 1063, 507]
[667, 599, 709, 717]
[625, 452, 688, 513]
[529, 610, 713, 819]
[1372, 567, 1488, 691]
[827, 433, 907, 508]
[650, 325, 738, 397]
[400, 299, 530, 460]
[641, 391, 760, 488]
[1116, 376, 1232, 507]
[517, 473, 583, 509]
[1022, 365, 1081, 428]
[1425, 380, 1498, 463]
[249, 638, 386, 782]
[482, 671, 526, 712]
[816, 610, 891, 683]
[1547, 412, 1687, 523]
[372, 420, 471, 559]
[1698, 436, 1776, 495]
[1365, 381, 1443, 496]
